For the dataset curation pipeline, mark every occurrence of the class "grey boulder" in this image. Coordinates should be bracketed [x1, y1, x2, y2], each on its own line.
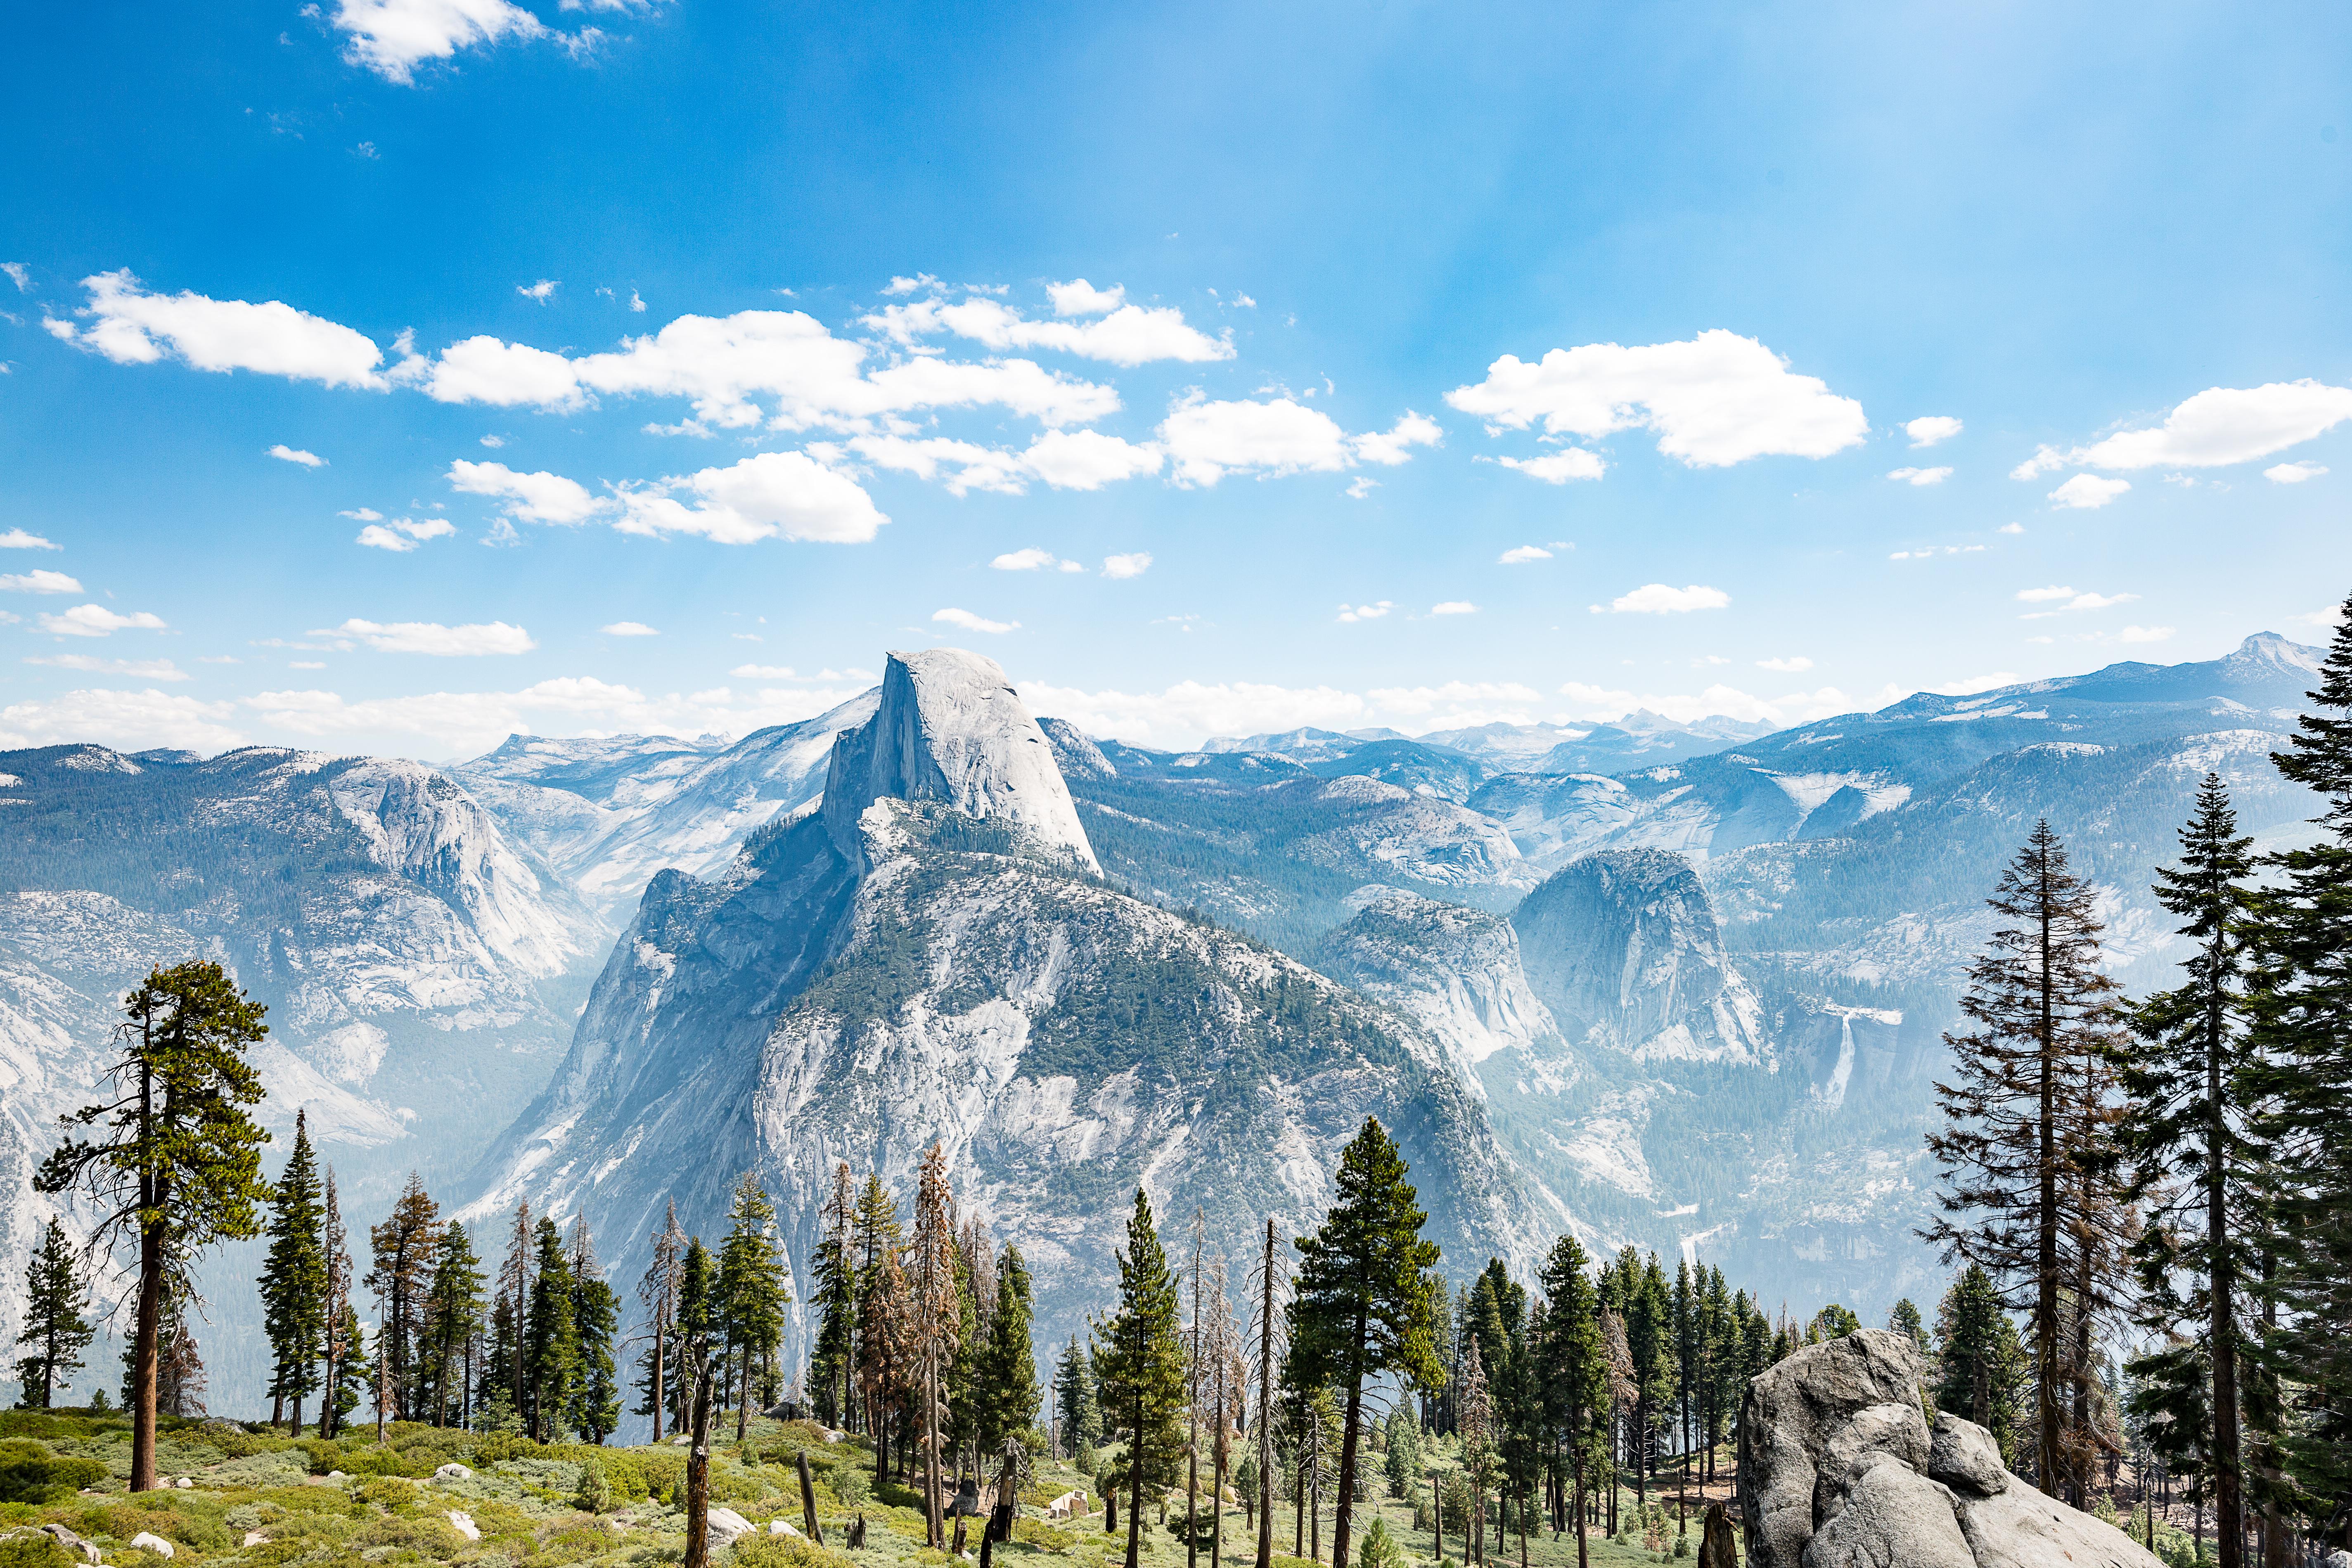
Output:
[1742, 1329, 2163, 1568]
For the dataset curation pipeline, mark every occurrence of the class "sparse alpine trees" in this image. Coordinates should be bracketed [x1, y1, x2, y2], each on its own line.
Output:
[907, 1143, 962, 1546]
[635, 1202, 687, 1441]
[1093, 1185, 1188, 1568]
[2244, 590, 2352, 1544]
[1924, 820, 2132, 1498]
[317, 1168, 354, 1436]
[36, 960, 271, 1491]
[366, 1172, 442, 1421]
[1535, 1234, 1607, 1568]
[418, 1221, 485, 1428]
[717, 1173, 791, 1443]
[978, 1241, 1040, 1454]
[15, 1216, 94, 1409]
[1288, 1117, 1445, 1568]
[810, 1165, 859, 1431]
[569, 1216, 621, 1443]
[2118, 773, 2266, 1568]
[258, 1108, 327, 1431]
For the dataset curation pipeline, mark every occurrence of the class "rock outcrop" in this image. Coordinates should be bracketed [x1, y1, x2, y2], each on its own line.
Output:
[1511, 848, 1769, 1064]
[824, 649, 1097, 873]
[1740, 1329, 2163, 1568]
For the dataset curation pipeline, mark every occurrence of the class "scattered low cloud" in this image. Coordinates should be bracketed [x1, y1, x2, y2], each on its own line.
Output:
[1757, 656, 1813, 672]
[1046, 280, 1125, 316]
[0, 263, 28, 292]
[0, 687, 242, 753]
[2266, 460, 2328, 483]
[38, 604, 168, 637]
[26, 654, 190, 681]
[269, 444, 327, 467]
[1102, 552, 1153, 580]
[600, 621, 659, 637]
[866, 290, 1231, 367]
[315, 618, 537, 655]
[1997, 522, 2025, 535]
[1905, 415, 1963, 448]
[1495, 449, 1606, 483]
[1605, 583, 1730, 614]
[341, 507, 384, 522]
[617, 451, 888, 544]
[1336, 602, 1394, 623]
[323, 0, 649, 85]
[932, 607, 1017, 635]
[1, 569, 84, 595]
[1345, 478, 1379, 500]
[1888, 545, 1985, 560]
[2073, 380, 2352, 469]
[0, 529, 60, 550]
[1497, 544, 1553, 564]
[2016, 585, 2137, 616]
[992, 548, 1084, 573]
[1161, 396, 1350, 486]
[517, 279, 559, 303]
[355, 516, 456, 551]
[2049, 474, 2129, 509]
[1887, 465, 1951, 486]
[1429, 601, 1478, 615]
[1350, 412, 1444, 467]
[1447, 329, 1868, 468]
[50, 270, 391, 388]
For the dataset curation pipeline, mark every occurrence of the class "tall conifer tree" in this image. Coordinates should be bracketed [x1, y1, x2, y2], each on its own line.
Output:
[525, 1215, 579, 1439]
[1289, 1118, 1445, 1568]
[15, 1217, 94, 1409]
[570, 1216, 621, 1442]
[1924, 821, 2130, 1495]
[1094, 1186, 1188, 1568]
[366, 1173, 442, 1420]
[259, 1110, 327, 1431]
[717, 1175, 790, 1442]
[980, 1241, 1040, 1452]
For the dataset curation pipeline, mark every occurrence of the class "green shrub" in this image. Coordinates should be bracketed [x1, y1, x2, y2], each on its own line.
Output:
[0, 1443, 107, 1505]
[0, 1532, 78, 1568]
[824, 1466, 867, 1510]
[732, 1534, 850, 1568]
[1011, 1518, 1075, 1551]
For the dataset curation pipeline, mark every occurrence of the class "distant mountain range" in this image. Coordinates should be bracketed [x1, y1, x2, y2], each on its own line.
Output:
[0, 631, 2324, 1414]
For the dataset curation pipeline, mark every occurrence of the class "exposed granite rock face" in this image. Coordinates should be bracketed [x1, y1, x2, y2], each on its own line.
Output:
[823, 649, 1097, 873]
[1511, 847, 1769, 1064]
[1740, 1329, 2163, 1568]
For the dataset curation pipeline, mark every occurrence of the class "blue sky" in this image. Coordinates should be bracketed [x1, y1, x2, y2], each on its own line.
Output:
[2, 1, 2348, 758]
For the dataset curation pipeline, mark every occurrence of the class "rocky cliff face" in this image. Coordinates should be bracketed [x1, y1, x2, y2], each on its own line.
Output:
[465, 650, 1545, 1363]
[1512, 848, 1769, 1065]
[1740, 1330, 2161, 1568]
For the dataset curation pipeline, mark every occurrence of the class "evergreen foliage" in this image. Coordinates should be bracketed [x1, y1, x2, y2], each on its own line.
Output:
[258, 1109, 327, 1430]
[366, 1173, 442, 1422]
[1933, 1263, 2030, 1466]
[979, 1242, 1041, 1452]
[570, 1217, 622, 1444]
[1093, 1186, 1187, 1568]
[524, 1215, 580, 1441]
[717, 1175, 791, 1444]
[13, 1218, 92, 1410]
[35, 959, 269, 1491]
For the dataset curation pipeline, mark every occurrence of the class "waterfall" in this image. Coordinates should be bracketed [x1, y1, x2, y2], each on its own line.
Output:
[1824, 1014, 1856, 1111]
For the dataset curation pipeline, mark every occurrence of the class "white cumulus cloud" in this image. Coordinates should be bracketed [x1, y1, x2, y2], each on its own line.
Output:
[2049, 474, 2129, 509]
[1350, 412, 1444, 467]
[933, 607, 1018, 635]
[617, 451, 888, 544]
[2266, 460, 2328, 483]
[317, 618, 537, 655]
[1160, 397, 1350, 486]
[1429, 601, 1478, 615]
[54, 270, 390, 389]
[1757, 656, 1813, 672]
[355, 517, 457, 552]
[1497, 544, 1554, 564]
[0, 687, 241, 753]
[2073, 380, 2352, 469]
[449, 460, 606, 525]
[1887, 466, 1952, 486]
[1606, 583, 1730, 614]
[2, 569, 84, 595]
[992, 548, 1076, 572]
[0, 529, 59, 550]
[1905, 415, 1963, 448]
[25, 655, 190, 681]
[1101, 553, 1153, 580]
[1445, 329, 1868, 467]
[600, 621, 658, 637]
[269, 444, 327, 467]
[38, 604, 168, 637]
[1019, 429, 1164, 490]
[1336, 602, 1394, 623]
[1495, 449, 1606, 483]
[865, 294, 1230, 367]
[1045, 279, 1125, 316]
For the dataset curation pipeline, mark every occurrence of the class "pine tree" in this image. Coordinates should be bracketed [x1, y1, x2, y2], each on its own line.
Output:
[1536, 1234, 1606, 1568]
[810, 1166, 859, 1431]
[1933, 1264, 2029, 1465]
[153, 1298, 206, 1418]
[1289, 1118, 1445, 1568]
[525, 1215, 580, 1440]
[15, 1217, 94, 1409]
[326, 1298, 372, 1434]
[635, 1203, 687, 1441]
[1093, 1186, 1188, 1568]
[980, 1242, 1040, 1452]
[1618, 1251, 1672, 1503]
[1889, 1298, 1929, 1355]
[418, 1222, 485, 1427]
[499, 1200, 533, 1423]
[258, 1109, 327, 1431]
[365, 1172, 442, 1421]
[317, 1168, 354, 1436]
[906, 1144, 961, 1545]
[2116, 774, 2264, 1567]
[570, 1217, 621, 1443]
[717, 1174, 790, 1443]
[36, 960, 270, 1491]
[1054, 1335, 1099, 1457]
[2244, 590, 2352, 1545]
[853, 1172, 905, 1452]
[1923, 821, 2132, 1496]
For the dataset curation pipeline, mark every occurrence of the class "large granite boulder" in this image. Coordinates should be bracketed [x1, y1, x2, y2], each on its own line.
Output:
[1739, 1329, 2164, 1568]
